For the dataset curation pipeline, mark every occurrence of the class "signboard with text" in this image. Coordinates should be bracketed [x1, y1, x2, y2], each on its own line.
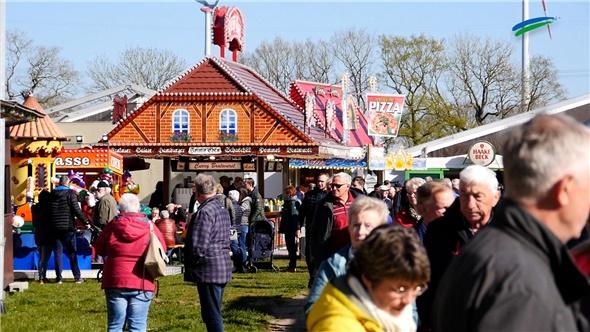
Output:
[366, 93, 405, 137]
[110, 145, 318, 158]
[468, 141, 496, 166]
[173, 160, 256, 172]
[55, 148, 124, 174]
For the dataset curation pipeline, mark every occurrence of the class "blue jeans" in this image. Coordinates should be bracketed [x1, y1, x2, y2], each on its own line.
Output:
[237, 225, 249, 264]
[105, 288, 153, 332]
[197, 283, 226, 332]
[54, 231, 81, 281]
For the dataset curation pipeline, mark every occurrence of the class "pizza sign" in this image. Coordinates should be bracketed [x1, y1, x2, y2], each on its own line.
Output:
[366, 93, 405, 137]
[468, 141, 496, 166]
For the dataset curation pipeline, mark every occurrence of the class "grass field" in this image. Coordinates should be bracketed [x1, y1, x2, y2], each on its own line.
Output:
[1, 259, 308, 332]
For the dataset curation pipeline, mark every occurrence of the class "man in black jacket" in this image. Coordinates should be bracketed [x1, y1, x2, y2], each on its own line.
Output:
[299, 173, 330, 287]
[418, 165, 500, 331]
[48, 176, 90, 283]
[433, 114, 590, 331]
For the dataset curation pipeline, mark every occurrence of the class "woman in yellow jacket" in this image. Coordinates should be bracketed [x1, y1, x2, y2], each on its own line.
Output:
[307, 225, 430, 332]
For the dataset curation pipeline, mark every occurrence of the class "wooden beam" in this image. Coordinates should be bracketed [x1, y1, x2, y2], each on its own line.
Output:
[163, 157, 171, 206]
[257, 156, 265, 198]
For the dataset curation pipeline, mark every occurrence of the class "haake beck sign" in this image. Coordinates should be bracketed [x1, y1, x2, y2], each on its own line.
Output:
[468, 141, 496, 166]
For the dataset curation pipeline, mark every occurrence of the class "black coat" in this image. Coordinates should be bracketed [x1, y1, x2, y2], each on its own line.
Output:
[299, 188, 328, 230]
[279, 198, 301, 234]
[433, 199, 590, 332]
[418, 198, 477, 331]
[48, 186, 88, 232]
[32, 189, 51, 246]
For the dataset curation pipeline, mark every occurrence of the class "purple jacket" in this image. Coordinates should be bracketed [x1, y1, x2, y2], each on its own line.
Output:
[184, 196, 232, 284]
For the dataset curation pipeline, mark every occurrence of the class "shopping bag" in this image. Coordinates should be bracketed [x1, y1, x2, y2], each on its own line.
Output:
[144, 222, 169, 279]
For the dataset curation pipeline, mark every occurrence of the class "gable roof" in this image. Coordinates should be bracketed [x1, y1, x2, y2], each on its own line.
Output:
[289, 80, 374, 147]
[9, 95, 67, 140]
[107, 57, 340, 147]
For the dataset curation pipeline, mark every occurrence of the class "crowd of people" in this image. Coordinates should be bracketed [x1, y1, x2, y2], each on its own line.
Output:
[26, 113, 590, 332]
[300, 114, 590, 332]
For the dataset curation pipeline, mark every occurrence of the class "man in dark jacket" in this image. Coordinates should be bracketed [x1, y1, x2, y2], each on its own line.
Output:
[48, 176, 90, 283]
[184, 174, 232, 332]
[434, 114, 590, 331]
[299, 173, 330, 287]
[308, 173, 357, 286]
[33, 189, 54, 283]
[418, 165, 500, 331]
[244, 178, 265, 224]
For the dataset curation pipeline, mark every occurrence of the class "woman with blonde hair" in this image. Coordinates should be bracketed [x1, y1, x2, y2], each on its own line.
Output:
[308, 225, 429, 332]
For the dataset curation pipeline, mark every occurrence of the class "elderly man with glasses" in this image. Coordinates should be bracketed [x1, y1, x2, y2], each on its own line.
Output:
[308, 172, 360, 289]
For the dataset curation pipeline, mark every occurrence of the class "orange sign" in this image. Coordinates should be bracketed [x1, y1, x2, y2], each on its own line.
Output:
[55, 148, 124, 174]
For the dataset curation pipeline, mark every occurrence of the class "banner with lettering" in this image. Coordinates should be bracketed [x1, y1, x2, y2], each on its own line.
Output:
[366, 93, 405, 137]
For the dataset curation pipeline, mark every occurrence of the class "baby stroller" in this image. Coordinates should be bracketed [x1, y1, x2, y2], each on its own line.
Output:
[246, 219, 278, 273]
[88, 225, 104, 281]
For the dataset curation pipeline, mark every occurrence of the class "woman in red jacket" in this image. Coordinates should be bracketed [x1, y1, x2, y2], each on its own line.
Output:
[95, 193, 167, 332]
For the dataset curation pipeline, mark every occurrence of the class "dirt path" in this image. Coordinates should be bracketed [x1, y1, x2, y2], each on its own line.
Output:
[268, 294, 307, 332]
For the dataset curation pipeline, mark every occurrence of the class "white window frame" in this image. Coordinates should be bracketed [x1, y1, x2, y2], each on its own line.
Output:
[219, 109, 237, 134]
[172, 109, 190, 134]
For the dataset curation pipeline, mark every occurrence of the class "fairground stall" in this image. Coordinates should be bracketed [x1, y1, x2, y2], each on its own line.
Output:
[54, 147, 124, 197]
[288, 80, 374, 185]
[9, 94, 66, 223]
[1, 98, 45, 292]
[7, 94, 93, 271]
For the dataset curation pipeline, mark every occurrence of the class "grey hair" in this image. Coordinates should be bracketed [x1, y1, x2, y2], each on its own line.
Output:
[405, 177, 426, 192]
[59, 175, 70, 186]
[348, 196, 390, 230]
[195, 174, 216, 195]
[503, 114, 590, 200]
[119, 193, 140, 213]
[333, 172, 352, 185]
[460, 165, 499, 193]
[160, 210, 170, 219]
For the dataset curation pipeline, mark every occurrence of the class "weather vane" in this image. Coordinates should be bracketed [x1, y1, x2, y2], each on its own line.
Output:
[195, 0, 220, 10]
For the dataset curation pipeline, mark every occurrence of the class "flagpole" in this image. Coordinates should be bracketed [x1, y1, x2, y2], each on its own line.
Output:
[522, 0, 530, 112]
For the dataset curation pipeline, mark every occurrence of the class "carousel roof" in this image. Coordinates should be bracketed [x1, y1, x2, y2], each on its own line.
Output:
[9, 94, 67, 140]
[289, 80, 374, 147]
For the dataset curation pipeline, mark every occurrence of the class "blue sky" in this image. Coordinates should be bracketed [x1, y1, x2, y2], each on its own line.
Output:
[6, 1, 589, 98]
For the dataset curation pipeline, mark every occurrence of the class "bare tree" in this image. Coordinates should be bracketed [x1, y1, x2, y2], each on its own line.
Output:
[448, 36, 517, 125]
[380, 35, 465, 145]
[302, 39, 336, 84]
[331, 28, 376, 111]
[6, 30, 80, 107]
[241, 37, 294, 93]
[241, 37, 336, 93]
[524, 56, 566, 112]
[449, 36, 565, 124]
[87, 47, 187, 92]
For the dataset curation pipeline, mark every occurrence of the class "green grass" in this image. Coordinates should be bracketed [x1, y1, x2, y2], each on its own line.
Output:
[1, 259, 309, 331]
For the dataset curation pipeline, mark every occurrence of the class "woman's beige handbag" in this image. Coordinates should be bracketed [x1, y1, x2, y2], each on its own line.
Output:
[144, 222, 169, 279]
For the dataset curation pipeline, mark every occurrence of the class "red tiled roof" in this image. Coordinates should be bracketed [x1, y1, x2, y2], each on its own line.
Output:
[162, 60, 244, 93]
[289, 80, 374, 147]
[9, 95, 67, 140]
[217, 59, 340, 145]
